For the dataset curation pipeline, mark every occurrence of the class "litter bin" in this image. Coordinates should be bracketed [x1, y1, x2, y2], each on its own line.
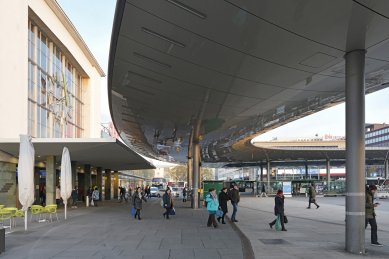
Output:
[0, 227, 5, 253]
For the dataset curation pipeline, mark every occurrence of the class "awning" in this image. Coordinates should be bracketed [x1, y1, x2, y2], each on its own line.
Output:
[0, 138, 155, 171]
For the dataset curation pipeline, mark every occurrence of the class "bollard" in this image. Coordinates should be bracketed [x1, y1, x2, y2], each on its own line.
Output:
[86, 196, 89, 207]
[0, 227, 5, 253]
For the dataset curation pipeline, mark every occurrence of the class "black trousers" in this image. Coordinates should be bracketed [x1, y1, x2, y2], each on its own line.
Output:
[270, 213, 286, 230]
[207, 214, 217, 227]
[308, 198, 319, 208]
[134, 209, 141, 219]
[217, 211, 227, 223]
[163, 207, 171, 219]
[365, 217, 378, 244]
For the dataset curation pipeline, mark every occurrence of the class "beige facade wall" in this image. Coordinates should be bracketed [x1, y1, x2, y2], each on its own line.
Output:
[0, 0, 29, 138]
[0, 0, 103, 140]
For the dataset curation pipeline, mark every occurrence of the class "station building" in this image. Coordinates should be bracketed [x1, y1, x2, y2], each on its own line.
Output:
[0, 0, 153, 207]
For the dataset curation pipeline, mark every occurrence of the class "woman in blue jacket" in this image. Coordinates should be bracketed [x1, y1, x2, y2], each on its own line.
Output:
[205, 188, 219, 228]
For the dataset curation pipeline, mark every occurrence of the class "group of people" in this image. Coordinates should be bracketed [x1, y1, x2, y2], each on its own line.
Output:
[205, 185, 240, 228]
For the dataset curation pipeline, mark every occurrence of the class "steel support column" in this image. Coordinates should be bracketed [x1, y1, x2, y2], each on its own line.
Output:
[345, 49, 366, 254]
[267, 161, 271, 194]
[192, 137, 200, 209]
[326, 159, 331, 190]
[385, 159, 389, 180]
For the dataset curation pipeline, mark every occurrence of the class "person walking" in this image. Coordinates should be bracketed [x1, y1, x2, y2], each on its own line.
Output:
[162, 188, 173, 219]
[92, 187, 100, 207]
[366, 185, 383, 246]
[307, 183, 320, 209]
[217, 187, 230, 224]
[87, 186, 93, 205]
[269, 190, 287, 231]
[230, 185, 240, 222]
[205, 188, 219, 228]
[132, 187, 147, 220]
[55, 185, 61, 207]
[182, 187, 187, 202]
[71, 186, 78, 208]
[259, 183, 268, 197]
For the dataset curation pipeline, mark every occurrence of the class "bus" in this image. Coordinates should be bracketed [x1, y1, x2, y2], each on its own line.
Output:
[151, 177, 167, 189]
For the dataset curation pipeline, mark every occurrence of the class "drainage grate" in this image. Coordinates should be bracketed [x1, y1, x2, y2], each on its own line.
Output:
[259, 239, 290, 245]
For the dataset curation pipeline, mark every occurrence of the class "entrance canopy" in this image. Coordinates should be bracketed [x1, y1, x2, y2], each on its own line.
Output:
[0, 138, 154, 170]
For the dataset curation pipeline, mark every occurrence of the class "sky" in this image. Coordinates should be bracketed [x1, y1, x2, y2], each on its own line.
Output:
[57, 0, 389, 143]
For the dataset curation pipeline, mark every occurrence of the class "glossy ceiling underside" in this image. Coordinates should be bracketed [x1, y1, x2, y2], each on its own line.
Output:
[109, 0, 389, 163]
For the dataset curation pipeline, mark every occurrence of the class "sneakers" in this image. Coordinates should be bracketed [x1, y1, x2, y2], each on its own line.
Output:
[371, 242, 383, 247]
[316, 205, 320, 209]
[306, 207, 311, 209]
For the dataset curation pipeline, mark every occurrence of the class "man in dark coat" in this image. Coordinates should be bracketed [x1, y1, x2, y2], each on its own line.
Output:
[269, 190, 287, 231]
[132, 187, 147, 220]
[230, 185, 240, 222]
[162, 189, 173, 219]
[307, 183, 320, 209]
[366, 185, 383, 246]
[217, 187, 230, 224]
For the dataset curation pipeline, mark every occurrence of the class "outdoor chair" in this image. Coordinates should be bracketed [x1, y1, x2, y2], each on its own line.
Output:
[30, 205, 44, 222]
[2, 207, 18, 228]
[43, 204, 59, 222]
[0, 209, 12, 230]
[0, 205, 4, 210]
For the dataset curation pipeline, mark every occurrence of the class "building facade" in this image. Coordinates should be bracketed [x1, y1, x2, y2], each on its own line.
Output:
[0, 0, 105, 206]
[365, 123, 389, 147]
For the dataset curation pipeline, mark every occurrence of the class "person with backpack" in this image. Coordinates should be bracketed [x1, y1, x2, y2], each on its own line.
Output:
[92, 187, 100, 207]
[269, 190, 287, 231]
[217, 187, 230, 224]
[205, 188, 219, 228]
[366, 184, 383, 246]
[162, 188, 173, 219]
[132, 187, 147, 220]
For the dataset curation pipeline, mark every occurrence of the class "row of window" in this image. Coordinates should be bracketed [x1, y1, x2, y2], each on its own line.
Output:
[365, 134, 389, 145]
[366, 127, 389, 138]
[28, 20, 84, 138]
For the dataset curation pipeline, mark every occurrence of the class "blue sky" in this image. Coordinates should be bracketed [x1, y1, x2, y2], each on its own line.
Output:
[58, 0, 389, 142]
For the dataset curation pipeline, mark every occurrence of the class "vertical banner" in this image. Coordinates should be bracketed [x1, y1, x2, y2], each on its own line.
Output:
[283, 181, 292, 197]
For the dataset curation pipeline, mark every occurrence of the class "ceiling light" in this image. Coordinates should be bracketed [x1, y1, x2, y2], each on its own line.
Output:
[133, 52, 172, 68]
[141, 27, 185, 48]
[166, 0, 207, 19]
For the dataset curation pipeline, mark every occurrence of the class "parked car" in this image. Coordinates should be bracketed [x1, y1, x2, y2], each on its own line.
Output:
[157, 188, 166, 198]
[171, 187, 180, 197]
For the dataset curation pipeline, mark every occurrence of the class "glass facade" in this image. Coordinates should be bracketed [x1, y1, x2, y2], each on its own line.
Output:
[365, 126, 389, 147]
[28, 20, 84, 138]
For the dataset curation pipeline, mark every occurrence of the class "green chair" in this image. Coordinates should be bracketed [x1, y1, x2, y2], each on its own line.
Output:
[0, 209, 12, 230]
[43, 204, 59, 222]
[30, 205, 44, 222]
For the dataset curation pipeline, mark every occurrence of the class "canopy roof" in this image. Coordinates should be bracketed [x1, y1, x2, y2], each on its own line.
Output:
[108, 0, 389, 163]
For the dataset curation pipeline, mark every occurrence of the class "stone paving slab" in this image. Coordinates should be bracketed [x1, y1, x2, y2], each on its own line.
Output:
[233, 196, 389, 259]
[1, 198, 244, 259]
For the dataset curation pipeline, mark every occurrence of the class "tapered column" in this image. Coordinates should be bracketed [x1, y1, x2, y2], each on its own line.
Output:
[113, 171, 119, 199]
[345, 49, 366, 254]
[34, 167, 40, 204]
[192, 139, 200, 209]
[84, 164, 91, 200]
[104, 169, 111, 200]
[96, 167, 102, 200]
[305, 163, 309, 179]
[46, 156, 56, 205]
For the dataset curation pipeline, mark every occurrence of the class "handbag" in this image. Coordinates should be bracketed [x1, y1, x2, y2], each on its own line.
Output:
[275, 215, 282, 231]
[131, 207, 136, 217]
[170, 207, 176, 215]
[216, 209, 223, 218]
[284, 215, 288, 224]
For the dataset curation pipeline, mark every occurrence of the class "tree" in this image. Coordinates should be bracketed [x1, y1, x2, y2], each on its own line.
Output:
[201, 167, 214, 181]
[167, 165, 187, 182]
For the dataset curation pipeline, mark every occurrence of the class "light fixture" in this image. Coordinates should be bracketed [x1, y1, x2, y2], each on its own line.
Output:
[133, 52, 172, 69]
[141, 27, 185, 48]
[166, 0, 207, 19]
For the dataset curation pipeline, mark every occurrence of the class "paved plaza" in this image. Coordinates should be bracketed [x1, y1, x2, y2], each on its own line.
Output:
[1, 199, 243, 259]
[235, 196, 389, 259]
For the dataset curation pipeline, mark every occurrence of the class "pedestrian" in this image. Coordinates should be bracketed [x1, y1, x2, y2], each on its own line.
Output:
[259, 183, 268, 197]
[182, 187, 187, 202]
[366, 184, 383, 246]
[119, 186, 124, 202]
[162, 188, 173, 219]
[217, 187, 230, 224]
[71, 186, 78, 208]
[55, 185, 61, 207]
[92, 187, 100, 207]
[205, 188, 219, 228]
[230, 185, 240, 222]
[87, 186, 93, 205]
[40, 185, 46, 206]
[132, 187, 147, 220]
[269, 190, 287, 231]
[307, 183, 320, 209]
